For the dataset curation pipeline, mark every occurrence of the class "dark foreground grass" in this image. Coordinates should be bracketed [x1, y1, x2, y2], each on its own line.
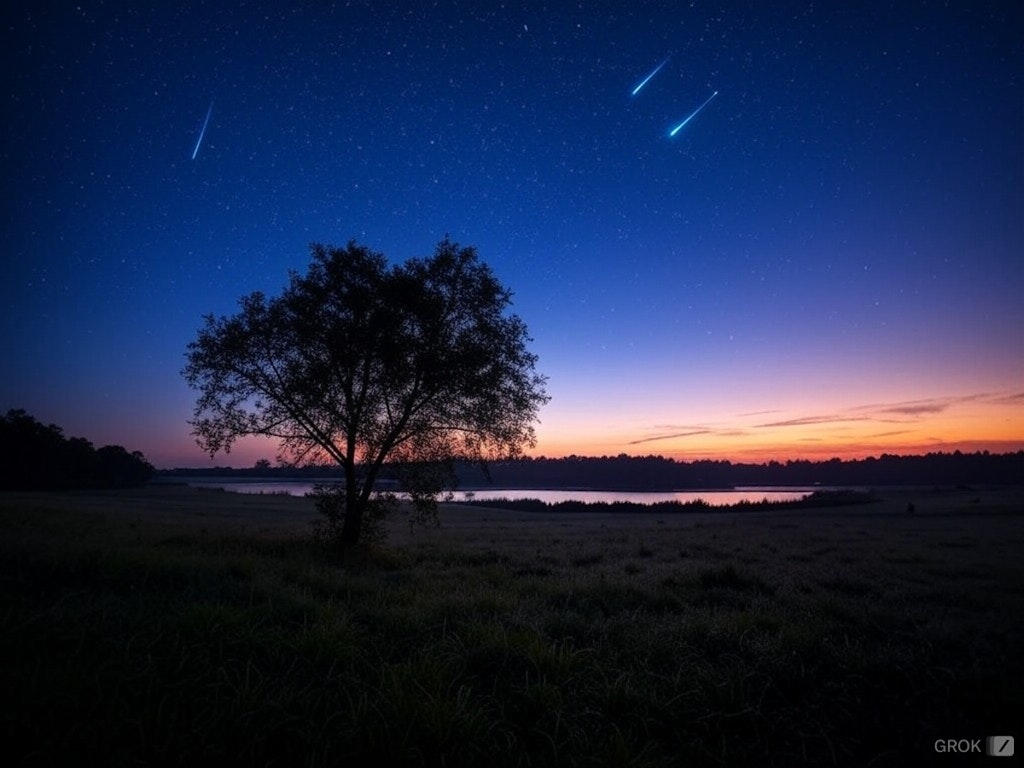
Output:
[2, 491, 1021, 767]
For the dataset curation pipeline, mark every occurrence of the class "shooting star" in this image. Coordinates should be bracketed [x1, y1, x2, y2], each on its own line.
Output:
[191, 101, 213, 160]
[631, 57, 669, 96]
[669, 90, 718, 137]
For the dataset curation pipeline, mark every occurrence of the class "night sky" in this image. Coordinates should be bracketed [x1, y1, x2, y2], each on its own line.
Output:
[3, 1, 1022, 468]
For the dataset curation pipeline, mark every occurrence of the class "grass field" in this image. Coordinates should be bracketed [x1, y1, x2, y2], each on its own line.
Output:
[2, 485, 1021, 766]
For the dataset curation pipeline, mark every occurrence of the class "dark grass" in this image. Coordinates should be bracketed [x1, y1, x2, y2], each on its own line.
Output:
[2, 491, 1022, 767]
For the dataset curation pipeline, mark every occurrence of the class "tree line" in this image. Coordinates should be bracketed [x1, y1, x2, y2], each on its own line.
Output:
[0, 409, 154, 490]
[157, 451, 1022, 489]
[453, 452, 1024, 489]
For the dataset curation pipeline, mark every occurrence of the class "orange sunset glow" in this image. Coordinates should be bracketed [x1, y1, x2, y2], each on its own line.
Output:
[532, 389, 1024, 464]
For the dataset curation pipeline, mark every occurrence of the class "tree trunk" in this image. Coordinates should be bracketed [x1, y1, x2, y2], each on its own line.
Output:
[340, 504, 362, 545]
[340, 460, 363, 545]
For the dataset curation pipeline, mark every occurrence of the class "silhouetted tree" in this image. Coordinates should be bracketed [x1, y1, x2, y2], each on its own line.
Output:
[95, 445, 155, 488]
[0, 409, 67, 488]
[183, 239, 549, 545]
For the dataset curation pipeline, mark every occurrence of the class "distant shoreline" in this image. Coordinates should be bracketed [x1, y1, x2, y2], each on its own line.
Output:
[153, 474, 1008, 495]
[154, 451, 1024, 490]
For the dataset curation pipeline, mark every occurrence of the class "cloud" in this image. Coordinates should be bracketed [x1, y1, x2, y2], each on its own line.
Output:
[853, 391, 1001, 418]
[628, 429, 711, 445]
[754, 414, 873, 429]
[627, 423, 753, 446]
[876, 402, 948, 416]
[990, 391, 1024, 405]
[867, 430, 913, 438]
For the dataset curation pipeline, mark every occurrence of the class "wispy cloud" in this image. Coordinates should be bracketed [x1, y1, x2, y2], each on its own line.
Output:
[990, 391, 1024, 405]
[627, 423, 754, 446]
[852, 392, 998, 418]
[754, 414, 873, 429]
[876, 402, 948, 416]
[628, 429, 711, 445]
[867, 430, 913, 438]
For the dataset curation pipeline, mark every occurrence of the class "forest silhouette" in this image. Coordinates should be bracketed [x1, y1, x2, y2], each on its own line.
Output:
[0, 409, 154, 490]
[160, 451, 1023, 490]
[452, 452, 1024, 489]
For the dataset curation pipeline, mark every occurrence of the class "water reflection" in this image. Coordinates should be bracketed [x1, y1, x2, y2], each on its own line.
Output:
[187, 481, 813, 507]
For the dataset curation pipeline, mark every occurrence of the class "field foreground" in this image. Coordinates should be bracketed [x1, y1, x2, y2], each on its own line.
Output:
[2, 485, 1022, 766]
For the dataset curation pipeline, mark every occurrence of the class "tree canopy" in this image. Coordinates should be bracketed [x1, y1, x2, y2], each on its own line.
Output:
[183, 238, 549, 544]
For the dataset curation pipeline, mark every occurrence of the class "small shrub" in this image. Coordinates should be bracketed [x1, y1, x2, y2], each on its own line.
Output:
[310, 483, 389, 549]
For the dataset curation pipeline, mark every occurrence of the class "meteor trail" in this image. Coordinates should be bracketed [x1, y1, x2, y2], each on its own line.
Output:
[631, 58, 668, 96]
[669, 90, 718, 137]
[191, 102, 213, 160]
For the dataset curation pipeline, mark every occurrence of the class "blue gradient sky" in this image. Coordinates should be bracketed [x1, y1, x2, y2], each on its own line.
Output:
[2, 1, 1021, 467]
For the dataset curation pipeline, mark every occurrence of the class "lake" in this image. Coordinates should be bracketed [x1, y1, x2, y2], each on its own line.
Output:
[185, 480, 816, 506]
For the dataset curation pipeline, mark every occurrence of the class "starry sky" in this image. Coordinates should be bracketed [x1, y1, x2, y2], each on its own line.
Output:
[2, 1, 1022, 468]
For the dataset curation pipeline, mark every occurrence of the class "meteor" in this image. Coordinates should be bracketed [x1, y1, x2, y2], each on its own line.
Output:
[631, 57, 668, 96]
[191, 101, 213, 160]
[669, 90, 718, 137]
